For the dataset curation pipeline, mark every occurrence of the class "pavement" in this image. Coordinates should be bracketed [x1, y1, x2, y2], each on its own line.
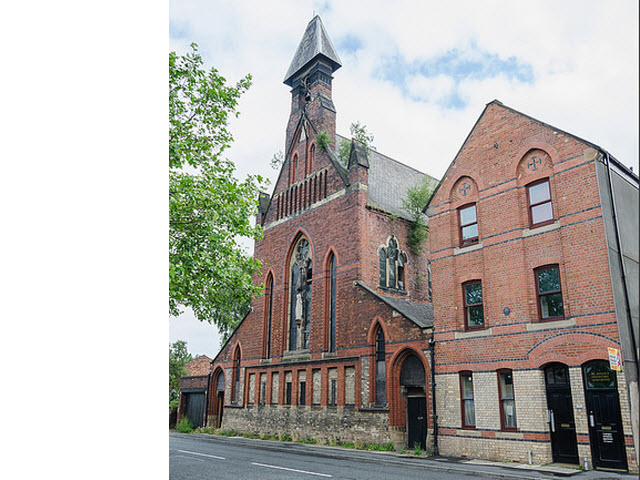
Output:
[172, 432, 638, 480]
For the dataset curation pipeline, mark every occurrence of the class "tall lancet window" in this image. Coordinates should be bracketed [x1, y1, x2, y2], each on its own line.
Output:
[375, 327, 386, 406]
[328, 253, 336, 352]
[232, 347, 241, 403]
[289, 237, 312, 351]
[263, 274, 273, 358]
[307, 143, 315, 176]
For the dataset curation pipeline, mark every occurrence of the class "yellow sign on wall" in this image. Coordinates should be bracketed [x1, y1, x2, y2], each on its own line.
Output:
[608, 347, 622, 371]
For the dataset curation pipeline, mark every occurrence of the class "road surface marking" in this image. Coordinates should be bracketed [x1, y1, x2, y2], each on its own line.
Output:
[174, 454, 204, 462]
[177, 449, 225, 460]
[251, 462, 332, 477]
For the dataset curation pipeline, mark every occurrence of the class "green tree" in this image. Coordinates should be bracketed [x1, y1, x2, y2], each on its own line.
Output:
[169, 340, 193, 407]
[170, 43, 265, 338]
[402, 177, 436, 255]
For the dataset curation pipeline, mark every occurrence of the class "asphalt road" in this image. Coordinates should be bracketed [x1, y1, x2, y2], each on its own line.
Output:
[170, 434, 490, 480]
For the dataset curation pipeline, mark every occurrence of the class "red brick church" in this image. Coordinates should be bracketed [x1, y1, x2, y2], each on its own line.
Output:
[186, 15, 639, 473]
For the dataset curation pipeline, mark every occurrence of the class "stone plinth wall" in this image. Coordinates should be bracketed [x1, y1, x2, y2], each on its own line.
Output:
[222, 405, 390, 445]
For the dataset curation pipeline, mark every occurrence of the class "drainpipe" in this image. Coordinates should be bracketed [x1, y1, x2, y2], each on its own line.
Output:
[603, 151, 639, 461]
[429, 335, 439, 456]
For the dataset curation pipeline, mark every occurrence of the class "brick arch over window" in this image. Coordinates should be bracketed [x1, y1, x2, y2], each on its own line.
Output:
[513, 142, 560, 184]
[526, 332, 618, 368]
[449, 175, 479, 208]
[516, 148, 554, 185]
[388, 347, 431, 428]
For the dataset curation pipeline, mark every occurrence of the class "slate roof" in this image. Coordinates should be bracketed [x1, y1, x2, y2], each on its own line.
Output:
[335, 134, 438, 220]
[355, 281, 433, 329]
[284, 15, 342, 86]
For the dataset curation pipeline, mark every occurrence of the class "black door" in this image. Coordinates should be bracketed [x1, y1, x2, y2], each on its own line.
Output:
[583, 361, 628, 471]
[544, 364, 579, 464]
[406, 395, 426, 450]
[185, 392, 205, 428]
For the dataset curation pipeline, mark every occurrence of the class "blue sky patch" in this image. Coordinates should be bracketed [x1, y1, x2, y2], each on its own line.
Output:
[377, 43, 534, 109]
[337, 34, 363, 54]
[169, 20, 190, 39]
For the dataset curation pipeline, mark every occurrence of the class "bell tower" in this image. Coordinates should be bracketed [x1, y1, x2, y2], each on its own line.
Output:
[283, 15, 342, 182]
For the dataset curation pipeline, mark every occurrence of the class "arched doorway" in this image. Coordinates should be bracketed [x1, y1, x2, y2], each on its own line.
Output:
[544, 363, 578, 464]
[582, 360, 627, 471]
[400, 354, 427, 450]
[211, 369, 225, 429]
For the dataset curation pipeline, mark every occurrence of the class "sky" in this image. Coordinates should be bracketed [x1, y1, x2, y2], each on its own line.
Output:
[169, 0, 639, 359]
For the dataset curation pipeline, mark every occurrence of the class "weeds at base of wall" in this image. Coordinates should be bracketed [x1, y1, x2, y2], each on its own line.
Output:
[176, 417, 194, 433]
[186, 426, 395, 452]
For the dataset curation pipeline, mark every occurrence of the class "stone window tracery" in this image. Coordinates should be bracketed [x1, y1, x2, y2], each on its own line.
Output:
[378, 236, 407, 291]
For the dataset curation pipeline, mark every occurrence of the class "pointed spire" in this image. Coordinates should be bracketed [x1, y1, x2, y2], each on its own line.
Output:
[284, 15, 342, 86]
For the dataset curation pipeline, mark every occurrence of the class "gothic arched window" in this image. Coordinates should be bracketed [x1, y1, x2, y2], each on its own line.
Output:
[327, 253, 336, 352]
[289, 237, 312, 351]
[378, 237, 407, 291]
[290, 153, 298, 184]
[232, 346, 241, 403]
[263, 274, 274, 358]
[307, 143, 315, 176]
[374, 327, 386, 406]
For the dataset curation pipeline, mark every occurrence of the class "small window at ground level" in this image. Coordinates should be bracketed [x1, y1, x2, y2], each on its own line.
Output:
[329, 379, 337, 406]
[299, 381, 306, 405]
[460, 372, 475, 428]
[285, 381, 292, 405]
[498, 370, 517, 430]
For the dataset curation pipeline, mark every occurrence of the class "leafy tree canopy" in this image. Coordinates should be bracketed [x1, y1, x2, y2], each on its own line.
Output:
[170, 43, 265, 339]
[169, 340, 193, 406]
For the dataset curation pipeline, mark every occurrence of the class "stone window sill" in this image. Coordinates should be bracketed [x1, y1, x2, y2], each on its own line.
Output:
[455, 328, 493, 339]
[282, 350, 311, 362]
[454, 242, 483, 255]
[523, 220, 560, 237]
[526, 317, 576, 331]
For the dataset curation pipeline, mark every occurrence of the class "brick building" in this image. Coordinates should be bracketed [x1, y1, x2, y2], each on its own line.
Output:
[206, 15, 437, 449]
[203, 15, 639, 473]
[425, 101, 638, 472]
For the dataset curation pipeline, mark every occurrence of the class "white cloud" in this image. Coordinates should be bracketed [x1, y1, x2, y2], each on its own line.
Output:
[405, 74, 456, 103]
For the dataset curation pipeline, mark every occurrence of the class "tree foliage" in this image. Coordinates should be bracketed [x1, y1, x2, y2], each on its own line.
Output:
[402, 177, 436, 255]
[169, 340, 193, 406]
[170, 43, 265, 338]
